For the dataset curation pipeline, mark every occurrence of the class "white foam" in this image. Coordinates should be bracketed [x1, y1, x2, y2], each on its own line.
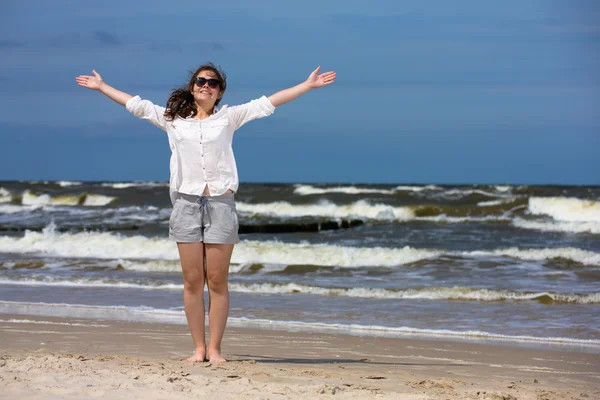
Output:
[237, 200, 514, 222]
[82, 194, 116, 206]
[0, 278, 182, 291]
[1, 229, 598, 268]
[513, 218, 600, 235]
[0, 187, 11, 203]
[431, 188, 514, 199]
[20, 190, 115, 207]
[0, 318, 109, 327]
[420, 215, 511, 223]
[2, 278, 598, 304]
[0, 204, 40, 214]
[237, 200, 415, 220]
[293, 184, 396, 195]
[101, 182, 168, 189]
[394, 185, 442, 192]
[293, 184, 444, 196]
[0, 228, 437, 267]
[0, 228, 179, 261]
[461, 247, 600, 267]
[529, 197, 600, 222]
[494, 185, 512, 192]
[1, 301, 598, 348]
[477, 198, 516, 207]
[57, 181, 82, 187]
[226, 283, 600, 304]
[233, 241, 438, 267]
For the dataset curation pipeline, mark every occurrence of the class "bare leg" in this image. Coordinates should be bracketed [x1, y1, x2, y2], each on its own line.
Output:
[177, 242, 207, 362]
[204, 243, 234, 363]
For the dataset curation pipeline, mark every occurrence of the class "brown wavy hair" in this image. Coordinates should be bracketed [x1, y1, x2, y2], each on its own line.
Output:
[164, 62, 227, 121]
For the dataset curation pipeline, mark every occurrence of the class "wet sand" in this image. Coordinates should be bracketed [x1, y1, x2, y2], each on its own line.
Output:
[1, 314, 598, 399]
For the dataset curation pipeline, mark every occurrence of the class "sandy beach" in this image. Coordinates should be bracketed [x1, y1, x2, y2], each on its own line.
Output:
[1, 315, 598, 399]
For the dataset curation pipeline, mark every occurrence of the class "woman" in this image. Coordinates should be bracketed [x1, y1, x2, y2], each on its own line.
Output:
[75, 63, 336, 363]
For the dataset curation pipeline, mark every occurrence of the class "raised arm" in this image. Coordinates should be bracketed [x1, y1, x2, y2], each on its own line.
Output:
[75, 70, 167, 132]
[75, 70, 133, 106]
[268, 66, 336, 107]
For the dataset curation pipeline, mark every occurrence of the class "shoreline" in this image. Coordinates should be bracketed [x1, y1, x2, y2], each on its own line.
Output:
[2, 300, 599, 353]
[1, 314, 598, 399]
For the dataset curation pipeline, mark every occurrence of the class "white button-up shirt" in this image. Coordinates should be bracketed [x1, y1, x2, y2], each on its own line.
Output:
[126, 95, 276, 204]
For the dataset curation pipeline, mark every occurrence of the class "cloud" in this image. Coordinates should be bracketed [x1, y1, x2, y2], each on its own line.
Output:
[92, 30, 122, 46]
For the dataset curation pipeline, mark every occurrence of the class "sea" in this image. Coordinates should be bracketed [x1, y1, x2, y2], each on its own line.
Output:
[0, 181, 599, 351]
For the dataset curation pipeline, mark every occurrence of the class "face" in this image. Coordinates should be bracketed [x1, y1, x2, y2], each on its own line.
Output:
[192, 70, 223, 106]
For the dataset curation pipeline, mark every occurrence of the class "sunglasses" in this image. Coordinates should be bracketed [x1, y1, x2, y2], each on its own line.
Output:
[194, 77, 221, 89]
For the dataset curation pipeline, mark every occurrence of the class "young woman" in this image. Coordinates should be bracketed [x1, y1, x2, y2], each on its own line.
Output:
[75, 63, 336, 363]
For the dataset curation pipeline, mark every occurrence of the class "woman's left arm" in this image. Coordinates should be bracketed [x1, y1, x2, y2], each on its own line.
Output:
[268, 66, 336, 107]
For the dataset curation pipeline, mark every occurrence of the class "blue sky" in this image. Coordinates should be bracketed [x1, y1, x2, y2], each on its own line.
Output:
[1, 0, 598, 184]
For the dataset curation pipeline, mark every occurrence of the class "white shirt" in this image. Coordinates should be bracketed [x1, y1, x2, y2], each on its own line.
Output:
[126, 95, 276, 204]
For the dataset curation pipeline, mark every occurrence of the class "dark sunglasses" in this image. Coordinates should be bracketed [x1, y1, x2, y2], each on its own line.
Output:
[194, 77, 221, 89]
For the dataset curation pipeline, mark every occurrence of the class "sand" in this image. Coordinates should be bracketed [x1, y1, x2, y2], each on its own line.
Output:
[1, 314, 598, 399]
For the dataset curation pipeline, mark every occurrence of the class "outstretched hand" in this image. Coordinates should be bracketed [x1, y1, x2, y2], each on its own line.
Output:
[75, 70, 104, 90]
[305, 66, 336, 89]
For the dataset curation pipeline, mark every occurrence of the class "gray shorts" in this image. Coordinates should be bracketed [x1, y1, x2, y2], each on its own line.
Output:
[168, 192, 240, 244]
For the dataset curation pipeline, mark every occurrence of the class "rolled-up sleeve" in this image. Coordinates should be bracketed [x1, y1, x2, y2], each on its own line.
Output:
[126, 95, 168, 132]
[227, 96, 276, 131]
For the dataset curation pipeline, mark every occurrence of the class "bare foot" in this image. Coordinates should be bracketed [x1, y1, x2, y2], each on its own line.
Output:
[186, 347, 206, 363]
[207, 348, 227, 363]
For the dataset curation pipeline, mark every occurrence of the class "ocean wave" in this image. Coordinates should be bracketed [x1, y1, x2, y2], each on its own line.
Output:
[513, 218, 600, 235]
[230, 283, 600, 304]
[477, 198, 517, 207]
[0, 318, 109, 327]
[293, 184, 443, 196]
[0, 187, 11, 203]
[0, 227, 180, 261]
[394, 185, 442, 192]
[0, 204, 40, 214]
[57, 181, 83, 187]
[428, 188, 515, 200]
[235, 198, 525, 221]
[0, 229, 438, 267]
[1, 228, 599, 267]
[1, 301, 598, 347]
[21, 190, 115, 207]
[461, 247, 600, 267]
[293, 184, 397, 195]
[528, 197, 600, 223]
[100, 182, 169, 189]
[1, 277, 598, 304]
[237, 200, 416, 220]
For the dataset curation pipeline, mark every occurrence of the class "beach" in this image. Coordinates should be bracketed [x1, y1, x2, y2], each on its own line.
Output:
[1, 181, 599, 398]
[2, 314, 598, 399]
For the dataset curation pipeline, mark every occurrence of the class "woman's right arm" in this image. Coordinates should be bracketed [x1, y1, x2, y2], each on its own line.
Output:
[75, 70, 132, 106]
[76, 70, 167, 131]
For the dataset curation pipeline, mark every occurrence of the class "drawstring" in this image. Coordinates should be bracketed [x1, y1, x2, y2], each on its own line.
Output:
[195, 196, 211, 227]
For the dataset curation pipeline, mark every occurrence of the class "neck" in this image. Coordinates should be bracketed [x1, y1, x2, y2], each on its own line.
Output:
[194, 101, 215, 119]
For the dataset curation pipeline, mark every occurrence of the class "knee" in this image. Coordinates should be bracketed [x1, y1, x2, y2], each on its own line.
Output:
[182, 272, 204, 294]
[206, 274, 228, 295]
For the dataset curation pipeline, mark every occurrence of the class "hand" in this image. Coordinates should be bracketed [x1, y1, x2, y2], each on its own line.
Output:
[305, 66, 336, 89]
[75, 70, 104, 90]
